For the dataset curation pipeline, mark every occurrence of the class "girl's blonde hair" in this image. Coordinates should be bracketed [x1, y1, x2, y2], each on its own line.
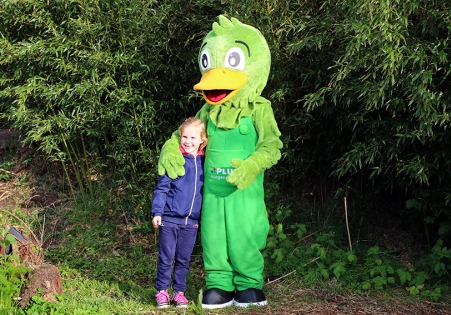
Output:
[178, 117, 208, 152]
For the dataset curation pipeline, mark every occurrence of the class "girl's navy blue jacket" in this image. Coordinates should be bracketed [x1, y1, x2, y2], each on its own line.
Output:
[151, 151, 204, 226]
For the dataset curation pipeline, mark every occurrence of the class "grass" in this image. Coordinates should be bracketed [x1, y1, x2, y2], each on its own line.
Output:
[5, 188, 450, 315]
[2, 147, 451, 314]
[40, 197, 207, 314]
[48, 267, 155, 314]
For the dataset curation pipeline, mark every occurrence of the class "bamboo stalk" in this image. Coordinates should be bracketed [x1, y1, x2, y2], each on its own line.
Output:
[344, 197, 353, 252]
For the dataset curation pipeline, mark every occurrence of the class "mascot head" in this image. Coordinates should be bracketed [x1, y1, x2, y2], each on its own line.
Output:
[193, 16, 271, 108]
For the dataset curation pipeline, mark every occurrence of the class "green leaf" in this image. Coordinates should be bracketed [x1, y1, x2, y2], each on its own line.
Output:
[321, 269, 330, 279]
[332, 264, 346, 278]
[397, 269, 412, 285]
[5, 234, 16, 246]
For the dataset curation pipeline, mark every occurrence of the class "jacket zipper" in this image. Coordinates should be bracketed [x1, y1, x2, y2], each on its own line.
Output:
[185, 156, 197, 225]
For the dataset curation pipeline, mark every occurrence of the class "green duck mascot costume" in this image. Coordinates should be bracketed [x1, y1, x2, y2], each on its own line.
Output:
[158, 15, 282, 309]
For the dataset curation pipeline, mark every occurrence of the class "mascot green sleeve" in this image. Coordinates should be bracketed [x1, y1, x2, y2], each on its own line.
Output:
[158, 15, 282, 309]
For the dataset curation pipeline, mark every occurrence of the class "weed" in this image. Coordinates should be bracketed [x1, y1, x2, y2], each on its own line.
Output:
[0, 160, 14, 181]
[0, 229, 30, 314]
[263, 204, 450, 302]
[419, 240, 451, 280]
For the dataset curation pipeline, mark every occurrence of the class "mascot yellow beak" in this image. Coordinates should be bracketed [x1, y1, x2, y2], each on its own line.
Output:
[193, 68, 248, 105]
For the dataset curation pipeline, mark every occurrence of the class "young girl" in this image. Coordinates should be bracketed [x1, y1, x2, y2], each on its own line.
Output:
[151, 117, 207, 308]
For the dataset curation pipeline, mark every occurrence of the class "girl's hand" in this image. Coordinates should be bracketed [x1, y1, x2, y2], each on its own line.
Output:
[152, 216, 162, 228]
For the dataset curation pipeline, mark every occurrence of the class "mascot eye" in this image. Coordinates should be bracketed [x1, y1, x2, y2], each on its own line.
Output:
[200, 49, 211, 71]
[224, 47, 245, 70]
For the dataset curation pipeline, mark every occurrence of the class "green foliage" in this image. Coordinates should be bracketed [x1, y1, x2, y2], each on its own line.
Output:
[419, 240, 451, 281]
[0, 140, 17, 182]
[1, 0, 451, 307]
[0, 229, 30, 315]
[21, 295, 70, 315]
[0, 160, 14, 181]
[0, 0, 224, 213]
[45, 202, 157, 287]
[2, 0, 451, 244]
[18, 268, 155, 315]
[280, 0, 451, 242]
[263, 204, 448, 301]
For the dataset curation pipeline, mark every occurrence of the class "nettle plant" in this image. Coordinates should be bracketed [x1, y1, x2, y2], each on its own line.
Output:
[263, 215, 446, 301]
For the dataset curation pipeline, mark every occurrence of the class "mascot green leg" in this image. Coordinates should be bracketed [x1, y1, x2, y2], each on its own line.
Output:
[201, 182, 269, 308]
[202, 182, 268, 289]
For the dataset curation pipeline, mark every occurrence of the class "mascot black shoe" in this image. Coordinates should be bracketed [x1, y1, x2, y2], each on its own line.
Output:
[201, 288, 234, 309]
[234, 288, 267, 307]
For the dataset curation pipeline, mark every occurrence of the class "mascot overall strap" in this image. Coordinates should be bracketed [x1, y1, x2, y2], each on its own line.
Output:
[201, 116, 269, 292]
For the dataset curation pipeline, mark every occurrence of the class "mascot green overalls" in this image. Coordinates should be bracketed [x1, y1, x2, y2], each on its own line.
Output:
[158, 16, 282, 309]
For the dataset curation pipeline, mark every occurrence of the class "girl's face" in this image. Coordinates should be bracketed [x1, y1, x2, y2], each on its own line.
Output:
[181, 125, 203, 156]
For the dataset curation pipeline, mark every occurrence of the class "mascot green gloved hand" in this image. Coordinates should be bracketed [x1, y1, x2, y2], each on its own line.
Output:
[157, 15, 282, 309]
[157, 139, 186, 178]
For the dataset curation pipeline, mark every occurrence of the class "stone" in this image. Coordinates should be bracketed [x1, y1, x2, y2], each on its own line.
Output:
[19, 263, 63, 307]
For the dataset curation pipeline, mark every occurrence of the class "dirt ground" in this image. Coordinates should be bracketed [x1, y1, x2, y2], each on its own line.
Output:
[1, 129, 451, 314]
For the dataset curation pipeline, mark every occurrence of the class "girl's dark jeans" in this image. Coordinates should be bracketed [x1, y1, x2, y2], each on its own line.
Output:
[156, 220, 198, 292]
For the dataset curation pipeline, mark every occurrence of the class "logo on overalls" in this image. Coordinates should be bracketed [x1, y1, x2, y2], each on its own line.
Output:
[210, 167, 234, 180]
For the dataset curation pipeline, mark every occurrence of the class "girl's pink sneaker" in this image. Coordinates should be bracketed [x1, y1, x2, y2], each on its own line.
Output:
[155, 290, 170, 308]
[172, 291, 189, 308]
